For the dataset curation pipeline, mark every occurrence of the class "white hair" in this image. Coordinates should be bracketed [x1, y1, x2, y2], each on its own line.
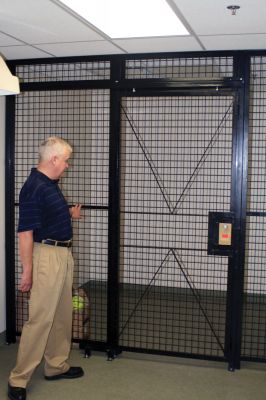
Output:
[39, 136, 72, 161]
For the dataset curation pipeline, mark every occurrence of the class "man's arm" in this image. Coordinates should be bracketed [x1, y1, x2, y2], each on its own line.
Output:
[18, 230, 34, 292]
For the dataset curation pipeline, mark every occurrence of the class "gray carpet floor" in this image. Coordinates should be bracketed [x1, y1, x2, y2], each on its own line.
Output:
[1, 342, 266, 400]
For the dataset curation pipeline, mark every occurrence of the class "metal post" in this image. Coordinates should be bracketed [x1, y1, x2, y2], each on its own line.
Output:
[5, 94, 16, 344]
[225, 52, 250, 370]
[107, 57, 124, 359]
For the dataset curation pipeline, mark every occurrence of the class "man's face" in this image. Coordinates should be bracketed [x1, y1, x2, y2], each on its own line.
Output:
[53, 149, 71, 179]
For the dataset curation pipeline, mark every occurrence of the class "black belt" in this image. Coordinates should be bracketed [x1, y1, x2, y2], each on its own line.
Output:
[39, 239, 72, 248]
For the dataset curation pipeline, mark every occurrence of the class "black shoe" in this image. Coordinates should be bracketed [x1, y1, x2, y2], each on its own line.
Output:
[45, 366, 84, 381]
[8, 383, 26, 400]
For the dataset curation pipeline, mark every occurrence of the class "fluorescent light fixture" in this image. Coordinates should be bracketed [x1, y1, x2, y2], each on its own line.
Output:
[0, 55, 20, 96]
[59, 0, 189, 38]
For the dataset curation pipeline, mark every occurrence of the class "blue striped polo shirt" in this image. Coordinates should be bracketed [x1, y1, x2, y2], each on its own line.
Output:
[18, 168, 72, 242]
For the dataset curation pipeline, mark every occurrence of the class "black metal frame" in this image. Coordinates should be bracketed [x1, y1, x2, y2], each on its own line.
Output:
[116, 86, 239, 365]
[5, 94, 16, 344]
[224, 54, 250, 370]
[4, 50, 264, 370]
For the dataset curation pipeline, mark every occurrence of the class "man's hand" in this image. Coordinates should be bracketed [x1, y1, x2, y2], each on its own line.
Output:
[18, 230, 34, 292]
[19, 269, 32, 292]
[70, 204, 82, 219]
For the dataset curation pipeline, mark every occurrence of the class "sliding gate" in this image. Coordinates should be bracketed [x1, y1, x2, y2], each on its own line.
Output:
[118, 92, 241, 362]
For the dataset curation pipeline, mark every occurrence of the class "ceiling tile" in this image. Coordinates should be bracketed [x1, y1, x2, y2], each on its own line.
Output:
[113, 36, 202, 54]
[36, 40, 125, 57]
[0, 0, 266, 59]
[0, 31, 23, 46]
[0, 45, 53, 60]
[201, 34, 266, 51]
[0, 0, 103, 44]
[174, 0, 266, 35]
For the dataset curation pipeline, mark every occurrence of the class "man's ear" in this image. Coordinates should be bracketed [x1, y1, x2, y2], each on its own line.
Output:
[51, 155, 57, 165]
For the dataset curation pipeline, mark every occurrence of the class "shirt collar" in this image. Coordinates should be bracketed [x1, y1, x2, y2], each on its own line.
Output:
[31, 168, 59, 184]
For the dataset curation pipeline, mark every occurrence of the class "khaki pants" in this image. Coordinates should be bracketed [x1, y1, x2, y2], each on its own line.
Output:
[9, 243, 74, 388]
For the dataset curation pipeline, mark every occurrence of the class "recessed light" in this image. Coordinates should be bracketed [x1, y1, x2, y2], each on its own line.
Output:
[59, 0, 189, 38]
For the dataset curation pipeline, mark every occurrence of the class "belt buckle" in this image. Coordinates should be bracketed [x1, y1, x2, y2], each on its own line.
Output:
[59, 239, 72, 247]
[42, 238, 72, 247]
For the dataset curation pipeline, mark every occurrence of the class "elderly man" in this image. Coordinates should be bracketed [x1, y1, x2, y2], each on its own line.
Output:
[8, 137, 84, 400]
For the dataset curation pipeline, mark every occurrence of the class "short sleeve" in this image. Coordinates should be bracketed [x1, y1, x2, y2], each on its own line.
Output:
[17, 185, 42, 232]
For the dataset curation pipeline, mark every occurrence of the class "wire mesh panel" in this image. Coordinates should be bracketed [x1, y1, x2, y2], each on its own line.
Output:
[16, 60, 110, 82]
[119, 95, 233, 358]
[242, 56, 266, 360]
[125, 56, 233, 79]
[14, 88, 110, 344]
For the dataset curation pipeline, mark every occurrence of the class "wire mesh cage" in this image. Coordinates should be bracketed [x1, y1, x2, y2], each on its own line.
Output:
[8, 52, 266, 366]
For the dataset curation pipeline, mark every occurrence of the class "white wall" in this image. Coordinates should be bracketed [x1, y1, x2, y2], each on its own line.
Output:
[0, 96, 5, 334]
